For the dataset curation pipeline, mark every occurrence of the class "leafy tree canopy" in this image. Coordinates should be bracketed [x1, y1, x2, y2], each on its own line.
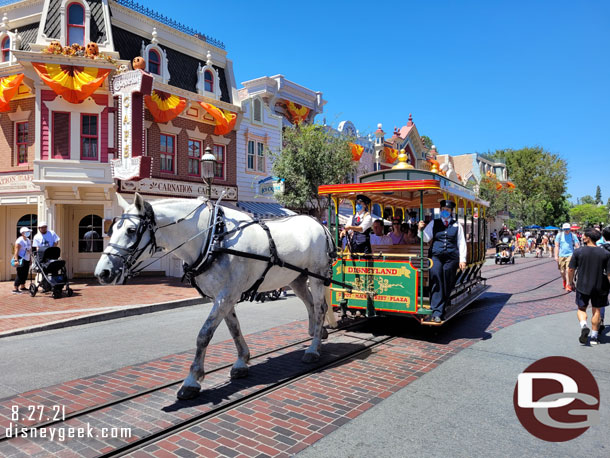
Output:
[271, 124, 357, 216]
[420, 135, 434, 149]
[570, 204, 609, 227]
[595, 185, 602, 204]
[580, 195, 596, 205]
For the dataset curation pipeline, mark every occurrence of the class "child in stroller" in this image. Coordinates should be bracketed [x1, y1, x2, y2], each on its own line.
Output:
[495, 242, 514, 264]
[29, 246, 73, 298]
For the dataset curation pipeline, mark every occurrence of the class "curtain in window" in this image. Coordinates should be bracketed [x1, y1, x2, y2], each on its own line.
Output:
[0, 73, 24, 112]
[144, 90, 186, 123]
[199, 102, 237, 135]
[32, 63, 110, 104]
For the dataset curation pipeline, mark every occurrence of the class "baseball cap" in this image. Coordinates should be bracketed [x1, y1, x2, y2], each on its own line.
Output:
[20, 226, 31, 234]
[562, 223, 571, 230]
[38, 221, 47, 227]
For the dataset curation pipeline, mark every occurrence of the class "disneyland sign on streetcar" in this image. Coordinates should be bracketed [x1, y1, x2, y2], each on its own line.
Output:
[110, 70, 153, 181]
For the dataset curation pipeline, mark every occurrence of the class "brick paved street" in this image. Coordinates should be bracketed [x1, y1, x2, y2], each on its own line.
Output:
[0, 256, 585, 457]
[0, 277, 201, 336]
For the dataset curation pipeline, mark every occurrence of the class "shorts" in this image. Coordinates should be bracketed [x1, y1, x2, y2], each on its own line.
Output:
[575, 291, 609, 309]
[557, 256, 571, 273]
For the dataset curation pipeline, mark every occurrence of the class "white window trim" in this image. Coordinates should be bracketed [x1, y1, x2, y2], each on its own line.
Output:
[197, 63, 221, 100]
[44, 95, 104, 161]
[251, 98, 263, 125]
[159, 132, 177, 175]
[141, 41, 170, 84]
[60, 0, 90, 47]
[246, 136, 266, 175]
[13, 119, 29, 166]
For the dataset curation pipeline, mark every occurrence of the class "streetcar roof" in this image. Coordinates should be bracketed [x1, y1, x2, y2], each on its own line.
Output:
[318, 169, 489, 209]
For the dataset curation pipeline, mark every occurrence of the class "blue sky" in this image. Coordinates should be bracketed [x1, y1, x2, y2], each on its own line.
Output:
[149, 0, 609, 203]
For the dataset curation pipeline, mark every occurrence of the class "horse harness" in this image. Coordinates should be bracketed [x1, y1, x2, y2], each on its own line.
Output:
[106, 196, 351, 302]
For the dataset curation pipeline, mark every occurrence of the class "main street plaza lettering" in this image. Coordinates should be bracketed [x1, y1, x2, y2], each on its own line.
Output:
[120, 178, 238, 200]
[331, 260, 418, 313]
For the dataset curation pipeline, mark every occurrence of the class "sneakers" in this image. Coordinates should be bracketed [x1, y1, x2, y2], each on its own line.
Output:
[590, 336, 599, 346]
[579, 326, 590, 344]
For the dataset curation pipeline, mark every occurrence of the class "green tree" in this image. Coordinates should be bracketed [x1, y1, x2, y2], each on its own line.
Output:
[486, 146, 570, 227]
[271, 124, 357, 216]
[420, 135, 433, 149]
[595, 186, 602, 204]
[570, 204, 609, 227]
[581, 195, 595, 205]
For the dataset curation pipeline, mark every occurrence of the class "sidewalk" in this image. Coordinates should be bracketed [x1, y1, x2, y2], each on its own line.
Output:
[0, 276, 202, 338]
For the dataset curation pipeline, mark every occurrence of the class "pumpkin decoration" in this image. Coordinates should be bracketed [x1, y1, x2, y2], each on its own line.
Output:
[48, 41, 62, 54]
[132, 56, 146, 70]
[85, 41, 99, 57]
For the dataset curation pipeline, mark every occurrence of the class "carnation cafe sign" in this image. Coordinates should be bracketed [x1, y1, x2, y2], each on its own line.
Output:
[0, 172, 40, 193]
[110, 70, 153, 181]
[120, 178, 238, 201]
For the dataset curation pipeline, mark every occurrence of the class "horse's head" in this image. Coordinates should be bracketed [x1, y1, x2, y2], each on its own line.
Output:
[95, 192, 157, 285]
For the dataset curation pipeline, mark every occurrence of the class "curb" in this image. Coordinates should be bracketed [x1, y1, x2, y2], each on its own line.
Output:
[0, 296, 207, 339]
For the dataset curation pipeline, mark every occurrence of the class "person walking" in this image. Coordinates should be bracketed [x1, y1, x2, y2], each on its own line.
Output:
[13, 227, 32, 293]
[418, 200, 467, 323]
[567, 229, 610, 345]
[555, 222, 580, 290]
[32, 221, 60, 249]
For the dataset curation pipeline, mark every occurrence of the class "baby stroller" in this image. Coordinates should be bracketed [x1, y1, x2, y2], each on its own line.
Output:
[495, 237, 514, 264]
[29, 246, 73, 299]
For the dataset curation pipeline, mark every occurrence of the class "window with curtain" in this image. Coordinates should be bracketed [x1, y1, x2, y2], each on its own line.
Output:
[160, 133, 174, 172]
[16, 121, 28, 164]
[81, 114, 98, 160]
[188, 139, 201, 175]
[213, 144, 225, 180]
[53, 112, 70, 159]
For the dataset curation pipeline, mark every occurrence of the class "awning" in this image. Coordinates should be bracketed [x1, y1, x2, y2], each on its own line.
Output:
[236, 201, 296, 219]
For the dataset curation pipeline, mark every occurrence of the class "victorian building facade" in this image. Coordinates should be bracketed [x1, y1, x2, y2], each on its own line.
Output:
[0, 0, 241, 280]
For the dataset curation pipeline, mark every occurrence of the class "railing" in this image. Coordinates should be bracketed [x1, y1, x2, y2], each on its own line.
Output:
[114, 0, 225, 50]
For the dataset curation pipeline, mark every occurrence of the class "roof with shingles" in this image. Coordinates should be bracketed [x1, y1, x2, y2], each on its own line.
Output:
[111, 25, 231, 103]
[12, 21, 38, 51]
[45, 0, 107, 44]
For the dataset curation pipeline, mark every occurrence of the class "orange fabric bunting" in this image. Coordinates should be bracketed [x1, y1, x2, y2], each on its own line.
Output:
[505, 181, 516, 189]
[349, 143, 364, 161]
[285, 100, 310, 124]
[383, 146, 398, 163]
[32, 62, 110, 104]
[0, 73, 24, 112]
[145, 90, 186, 123]
[199, 102, 237, 135]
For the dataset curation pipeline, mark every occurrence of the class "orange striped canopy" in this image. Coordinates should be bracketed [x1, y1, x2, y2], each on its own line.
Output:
[145, 90, 186, 123]
[285, 100, 310, 124]
[0, 73, 24, 112]
[383, 146, 398, 163]
[199, 102, 237, 135]
[32, 62, 110, 104]
[349, 142, 364, 161]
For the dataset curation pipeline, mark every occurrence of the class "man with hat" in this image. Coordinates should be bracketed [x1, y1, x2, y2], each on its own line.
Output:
[340, 194, 373, 255]
[32, 221, 60, 250]
[555, 222, 579, 290]
[418, 199, 467, 323]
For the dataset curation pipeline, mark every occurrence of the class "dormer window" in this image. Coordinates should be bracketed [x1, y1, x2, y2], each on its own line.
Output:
[253, 98, 262, 123]
[1, 36, 9, 62]
[67, 2, 85, 46]
[204, 70, 213, 92]
[148, 49, 160, 75]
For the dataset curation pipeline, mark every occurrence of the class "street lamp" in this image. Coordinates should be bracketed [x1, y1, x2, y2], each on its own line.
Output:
[202, 146, 216, 199]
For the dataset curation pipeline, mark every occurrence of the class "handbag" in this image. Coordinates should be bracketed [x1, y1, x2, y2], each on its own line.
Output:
[11, 258, 23, 267]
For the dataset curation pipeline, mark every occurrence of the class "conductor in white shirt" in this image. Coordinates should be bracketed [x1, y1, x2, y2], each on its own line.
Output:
[340, 195, 373, 255]
[418, 200, 467, 323]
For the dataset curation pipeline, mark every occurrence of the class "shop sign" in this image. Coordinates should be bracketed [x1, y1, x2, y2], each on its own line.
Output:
[0, 172, 40, 193]
[111, 70, 153, 181]
[120, 178, 238, 201]
[258, 176, 285, 196]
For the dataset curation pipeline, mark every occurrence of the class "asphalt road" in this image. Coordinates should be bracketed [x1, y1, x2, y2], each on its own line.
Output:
[297, 310, 610, 458]
[0, 295, 308, 398]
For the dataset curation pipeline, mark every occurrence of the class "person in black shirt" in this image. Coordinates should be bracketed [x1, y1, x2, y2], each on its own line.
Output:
[568, 228, 610, 345]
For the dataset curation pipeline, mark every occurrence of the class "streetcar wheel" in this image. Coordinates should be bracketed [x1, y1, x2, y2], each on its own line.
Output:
[29, 284, 37, 297]
[66, 288, 74, 297]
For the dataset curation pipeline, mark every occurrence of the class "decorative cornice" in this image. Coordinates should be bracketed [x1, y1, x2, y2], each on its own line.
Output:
[12, 50, 118, 69]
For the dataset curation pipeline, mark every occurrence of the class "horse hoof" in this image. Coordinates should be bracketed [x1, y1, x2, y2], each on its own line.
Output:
[321, 327, 329, 340]
[230, 367, 249, 379]
[177, 386, 200, 400]
[302, 352, 320, 363]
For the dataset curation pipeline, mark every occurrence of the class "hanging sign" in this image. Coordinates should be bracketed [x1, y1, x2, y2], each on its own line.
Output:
[258, 176, 285, 196]
[110, 70, 153, 181]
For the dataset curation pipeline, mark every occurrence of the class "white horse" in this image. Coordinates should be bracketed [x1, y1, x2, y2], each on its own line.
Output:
[94, 193, 337, 400]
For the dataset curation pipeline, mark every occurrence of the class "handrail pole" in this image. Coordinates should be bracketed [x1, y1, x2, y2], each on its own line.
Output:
[419, 190, 424, 310]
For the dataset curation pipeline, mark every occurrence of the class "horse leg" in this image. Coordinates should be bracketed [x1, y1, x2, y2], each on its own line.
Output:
[289, 275, 316, 338]
[290, 275, 328, 363]
[224, 308, 251, 379]
[177, 296, 230, 400]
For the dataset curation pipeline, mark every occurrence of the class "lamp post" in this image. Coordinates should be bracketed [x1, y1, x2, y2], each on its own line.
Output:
[202, 146, 216, 199]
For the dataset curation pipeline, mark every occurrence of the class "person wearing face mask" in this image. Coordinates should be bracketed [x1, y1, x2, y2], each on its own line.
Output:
[13, 226, 33, 293]
[340, 195, 373, 255]
[418, 200, 467, 323]
[555, 222, 580, 290]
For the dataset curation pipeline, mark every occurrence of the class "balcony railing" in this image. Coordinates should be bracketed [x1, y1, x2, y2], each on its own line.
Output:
[114, 0, 225, 50]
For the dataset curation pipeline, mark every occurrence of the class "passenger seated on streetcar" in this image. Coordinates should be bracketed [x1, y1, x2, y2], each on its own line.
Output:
[370, 219, 392, 245]
[405, 226, 420, 244]
[389, 218, 407, 245]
